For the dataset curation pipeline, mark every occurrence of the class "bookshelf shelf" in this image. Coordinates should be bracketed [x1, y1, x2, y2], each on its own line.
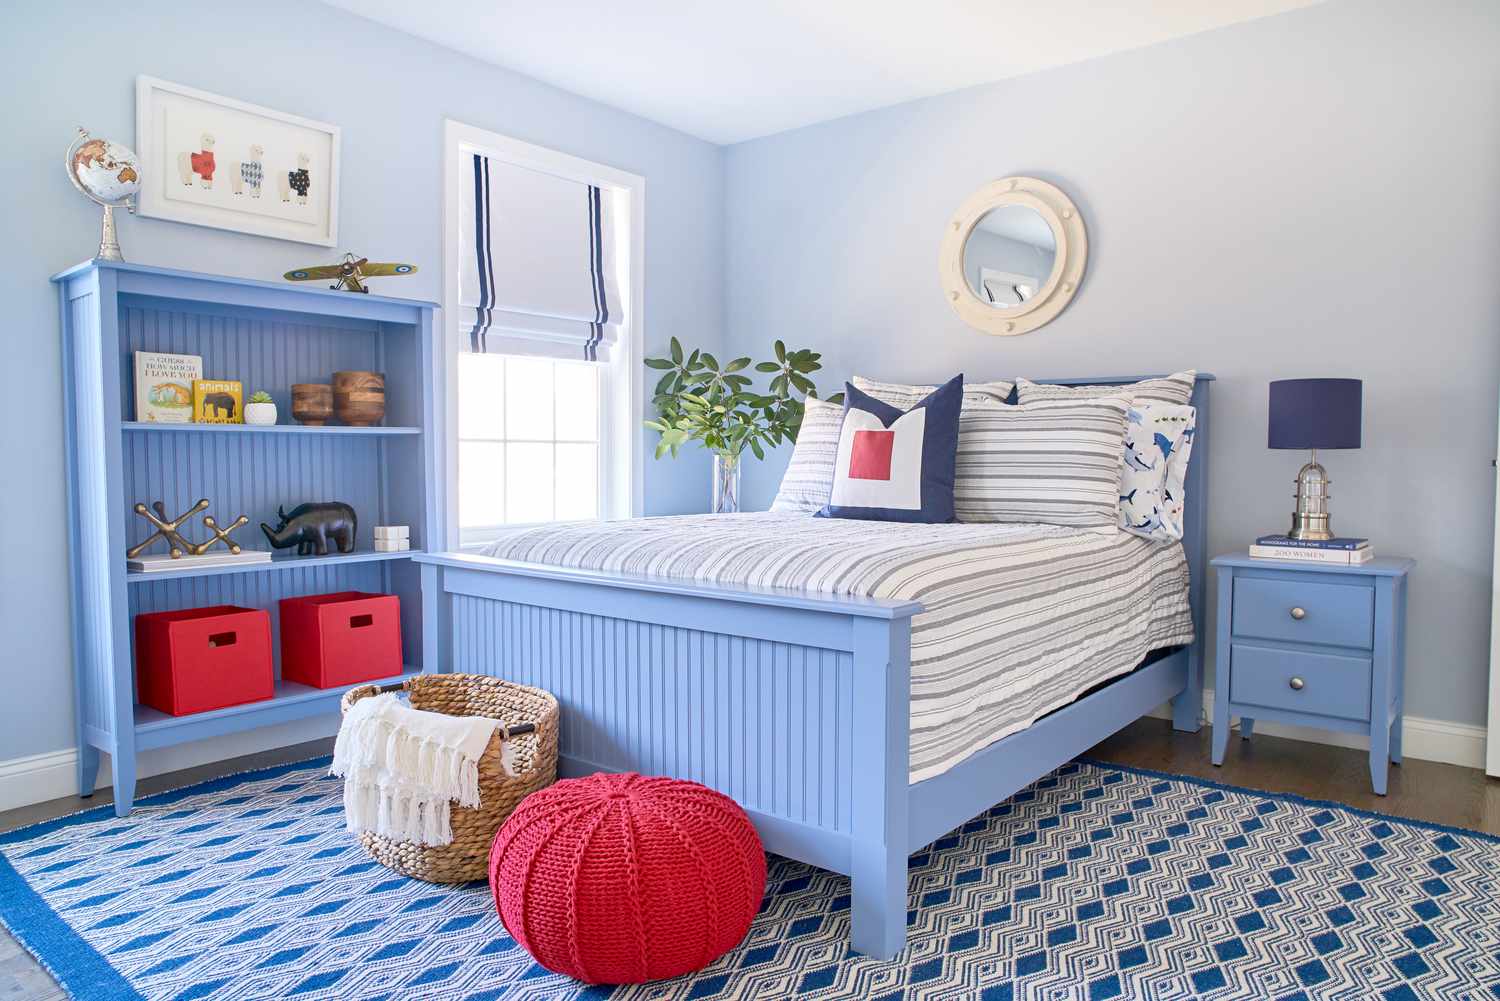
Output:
[122, 421, 421, 436]
[134, 667, 421, 751]
[54, 260, 440, 816]
[126, 549, 424, 584]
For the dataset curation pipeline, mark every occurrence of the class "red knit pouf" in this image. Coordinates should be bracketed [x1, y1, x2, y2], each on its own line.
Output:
[488, 772, 766, 985]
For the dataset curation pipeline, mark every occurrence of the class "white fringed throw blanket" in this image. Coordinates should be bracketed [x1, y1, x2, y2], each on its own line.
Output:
[331, 693, 509, 846]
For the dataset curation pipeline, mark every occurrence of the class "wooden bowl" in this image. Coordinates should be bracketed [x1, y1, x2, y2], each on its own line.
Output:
[291, 383, 333, 426]
[332, 371, 385, 427]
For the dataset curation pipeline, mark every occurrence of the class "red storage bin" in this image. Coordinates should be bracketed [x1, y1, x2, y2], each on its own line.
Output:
[135, 605, 275, 716]
[280, 591, 403, 689]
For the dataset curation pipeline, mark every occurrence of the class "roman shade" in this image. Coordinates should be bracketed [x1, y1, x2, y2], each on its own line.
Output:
[459, 154, 622, 361]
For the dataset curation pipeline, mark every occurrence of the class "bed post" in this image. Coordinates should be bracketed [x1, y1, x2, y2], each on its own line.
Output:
[1171, 375, 1212, 731]
[848, 615, 912, 960]
[421, 561, 452, 675]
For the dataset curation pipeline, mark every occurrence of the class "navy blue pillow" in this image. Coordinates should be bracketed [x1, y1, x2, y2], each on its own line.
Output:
[816, 374, 963, 523]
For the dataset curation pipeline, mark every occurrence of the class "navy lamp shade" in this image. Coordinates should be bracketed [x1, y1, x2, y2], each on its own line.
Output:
[1267, 378, 1362, 541]
[1268, 379, 1362, 450]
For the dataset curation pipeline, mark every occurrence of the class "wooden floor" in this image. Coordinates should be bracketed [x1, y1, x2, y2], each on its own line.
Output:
[2, 721, 1497, 998]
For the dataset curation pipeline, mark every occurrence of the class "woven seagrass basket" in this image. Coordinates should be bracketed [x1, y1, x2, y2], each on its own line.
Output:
[339, 673, 559, 884]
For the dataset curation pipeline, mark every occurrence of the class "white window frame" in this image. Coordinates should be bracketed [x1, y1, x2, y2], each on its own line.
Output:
[442, 120, 644, 549]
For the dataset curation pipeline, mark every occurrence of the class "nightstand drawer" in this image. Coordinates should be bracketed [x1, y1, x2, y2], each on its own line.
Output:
[1228, 643, 1372, 721]
[1232, 577, 1373, 649]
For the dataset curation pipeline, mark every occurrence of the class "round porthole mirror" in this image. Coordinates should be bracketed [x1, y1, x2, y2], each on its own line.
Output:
[939, 177, 1087, 336]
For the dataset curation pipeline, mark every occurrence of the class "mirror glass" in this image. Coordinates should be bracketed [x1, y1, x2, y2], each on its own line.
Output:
[962, 205, 1057, 309]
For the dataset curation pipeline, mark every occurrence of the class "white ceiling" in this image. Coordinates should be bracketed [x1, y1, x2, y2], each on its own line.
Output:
[328, 0, 1324, 145]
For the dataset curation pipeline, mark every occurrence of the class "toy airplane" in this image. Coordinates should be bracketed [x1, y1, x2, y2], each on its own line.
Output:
[284, 253, 417, 294]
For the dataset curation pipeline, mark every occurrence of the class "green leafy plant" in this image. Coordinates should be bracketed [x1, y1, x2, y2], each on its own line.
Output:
[643, 338, 842, 462]
[249, 391, 274, 404]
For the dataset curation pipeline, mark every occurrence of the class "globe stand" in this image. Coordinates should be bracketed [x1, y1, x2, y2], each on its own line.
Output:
[97, 204, 124, 262]
[66, 127, 137, 264]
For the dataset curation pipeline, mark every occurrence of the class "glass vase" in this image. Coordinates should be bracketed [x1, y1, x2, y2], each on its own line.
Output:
[712, 452, 741, 515]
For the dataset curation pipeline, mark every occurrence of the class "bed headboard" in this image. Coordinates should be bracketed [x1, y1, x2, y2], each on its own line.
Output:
[1030, 374, 1214, 652]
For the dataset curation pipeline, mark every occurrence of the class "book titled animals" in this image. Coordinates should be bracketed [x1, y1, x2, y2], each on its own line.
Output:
[192, 379, 244, 424]
[133, 351, 201, 423]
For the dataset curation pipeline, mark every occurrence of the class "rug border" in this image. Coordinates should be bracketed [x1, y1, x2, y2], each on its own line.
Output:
[1, 754, 1495, 1001]
[0, 755, 333, 1001]
[1077, 757, 1500, 844]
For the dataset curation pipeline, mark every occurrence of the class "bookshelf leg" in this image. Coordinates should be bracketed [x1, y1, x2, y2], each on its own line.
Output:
[77, 744, 100, 798]
[111, 755, 137, 817]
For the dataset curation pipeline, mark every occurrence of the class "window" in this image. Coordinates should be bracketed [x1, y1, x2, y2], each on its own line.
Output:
[456, 355, 601, 539]
[444, 121, 643, 547]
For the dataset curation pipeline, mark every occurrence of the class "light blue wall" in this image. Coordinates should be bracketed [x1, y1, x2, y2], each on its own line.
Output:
[724, 0, 1500, 727]
[0, 1, 724, 762]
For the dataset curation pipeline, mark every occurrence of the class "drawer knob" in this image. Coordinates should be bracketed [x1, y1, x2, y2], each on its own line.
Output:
[1289, 676, 1306, 691]
[1289, 606, 1307, 620]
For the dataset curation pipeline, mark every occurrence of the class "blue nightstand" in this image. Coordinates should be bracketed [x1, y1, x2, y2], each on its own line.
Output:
[1210, 553, 1414, 795]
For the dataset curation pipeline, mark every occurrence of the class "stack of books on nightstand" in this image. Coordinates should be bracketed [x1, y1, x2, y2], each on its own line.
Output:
[1249, 534, 1373, 565]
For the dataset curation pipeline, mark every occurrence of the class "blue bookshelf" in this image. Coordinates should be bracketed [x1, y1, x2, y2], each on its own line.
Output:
[53, 260, 442, 815]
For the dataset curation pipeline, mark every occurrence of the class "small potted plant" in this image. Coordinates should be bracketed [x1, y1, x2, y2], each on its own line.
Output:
[644, 339, 840, 514]
[244, 391, 278, 426]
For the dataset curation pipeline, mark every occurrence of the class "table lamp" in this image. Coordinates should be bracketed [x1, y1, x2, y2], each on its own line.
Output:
[1268, 378, 1362, 541]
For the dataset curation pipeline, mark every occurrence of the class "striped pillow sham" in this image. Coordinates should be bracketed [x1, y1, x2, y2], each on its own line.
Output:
[1014, 370, 1196, 406]
[953, 397, 1132, 528]
[769, 398, 844, 514]
[852, 376, 1014, 409]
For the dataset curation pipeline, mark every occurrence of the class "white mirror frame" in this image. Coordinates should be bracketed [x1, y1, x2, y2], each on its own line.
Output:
[939, 176, 1087, 337]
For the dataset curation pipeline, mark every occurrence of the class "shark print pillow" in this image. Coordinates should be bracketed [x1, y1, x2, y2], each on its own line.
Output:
[1118, 403, 1197, 541]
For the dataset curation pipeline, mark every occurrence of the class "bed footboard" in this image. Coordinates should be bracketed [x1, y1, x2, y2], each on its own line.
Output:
[417, 553, 920, 957]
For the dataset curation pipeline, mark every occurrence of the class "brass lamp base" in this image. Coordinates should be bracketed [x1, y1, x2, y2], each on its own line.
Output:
[1288, 449, 1334, 541]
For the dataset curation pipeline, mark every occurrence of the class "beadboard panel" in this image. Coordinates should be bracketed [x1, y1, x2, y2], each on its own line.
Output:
[450, 593, 857, 833]
[65, 287, 117, 740]
[122, 432, 387, 554]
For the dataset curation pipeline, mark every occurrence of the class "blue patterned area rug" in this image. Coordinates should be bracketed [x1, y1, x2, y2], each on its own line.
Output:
[3, 758, 1499, 1001]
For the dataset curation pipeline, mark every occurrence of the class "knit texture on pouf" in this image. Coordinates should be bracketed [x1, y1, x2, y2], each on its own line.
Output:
[489, 772, 767, 985]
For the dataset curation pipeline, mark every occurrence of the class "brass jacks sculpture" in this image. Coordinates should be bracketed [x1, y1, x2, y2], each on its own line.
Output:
[127, 499, 250, 560]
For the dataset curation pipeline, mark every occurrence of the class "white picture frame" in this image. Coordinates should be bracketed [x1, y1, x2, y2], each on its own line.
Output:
[135, 76, 340, 246]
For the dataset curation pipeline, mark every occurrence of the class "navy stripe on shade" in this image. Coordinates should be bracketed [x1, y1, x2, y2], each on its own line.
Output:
[469, 154, 492, 353]
[1268, 378, 1362, 449]
[585, 185, 609, 362]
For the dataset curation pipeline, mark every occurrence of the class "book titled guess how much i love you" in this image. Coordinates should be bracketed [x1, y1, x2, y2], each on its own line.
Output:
[133, 352, 201, 423]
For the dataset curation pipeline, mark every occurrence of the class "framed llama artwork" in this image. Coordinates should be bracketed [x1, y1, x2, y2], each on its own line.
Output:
[135, 76, 340, 246]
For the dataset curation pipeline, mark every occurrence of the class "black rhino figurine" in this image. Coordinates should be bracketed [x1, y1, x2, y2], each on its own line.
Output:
[260, 501, 357, 556]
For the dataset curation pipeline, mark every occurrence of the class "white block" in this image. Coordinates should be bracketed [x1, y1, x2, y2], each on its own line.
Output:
[374, 525, 410, 540]
[373, 538, 411, 552]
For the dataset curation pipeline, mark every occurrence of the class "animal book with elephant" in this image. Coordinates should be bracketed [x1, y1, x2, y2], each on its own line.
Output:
[191, 379, 243, 423]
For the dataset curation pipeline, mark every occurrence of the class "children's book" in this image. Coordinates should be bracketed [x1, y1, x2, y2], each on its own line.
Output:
[133, 352, 201, 423]
[193, 379, 244, 424]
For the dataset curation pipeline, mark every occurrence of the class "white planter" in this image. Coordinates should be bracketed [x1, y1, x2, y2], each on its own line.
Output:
[244, 402, 278, 426]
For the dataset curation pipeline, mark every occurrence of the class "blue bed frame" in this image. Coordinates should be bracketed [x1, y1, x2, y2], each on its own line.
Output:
[415, 374, 1212, 959]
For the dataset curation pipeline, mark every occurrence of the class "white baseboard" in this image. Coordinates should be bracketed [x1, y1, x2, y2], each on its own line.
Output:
[1150, 689, 1488, 770]
[2, 697, 1487, 814]
[0, 716, 339, 814]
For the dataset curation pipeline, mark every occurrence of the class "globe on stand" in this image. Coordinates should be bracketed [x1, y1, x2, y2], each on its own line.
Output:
[66, 128, 141, 262]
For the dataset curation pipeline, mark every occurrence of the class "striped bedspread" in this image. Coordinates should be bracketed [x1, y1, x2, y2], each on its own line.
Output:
[481, 514, 1193, 783]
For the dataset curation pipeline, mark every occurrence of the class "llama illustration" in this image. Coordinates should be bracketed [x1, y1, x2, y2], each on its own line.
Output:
[176, 134, 216, 189]
[279, 153, 311, 205]
[230, 144, 265, 198]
